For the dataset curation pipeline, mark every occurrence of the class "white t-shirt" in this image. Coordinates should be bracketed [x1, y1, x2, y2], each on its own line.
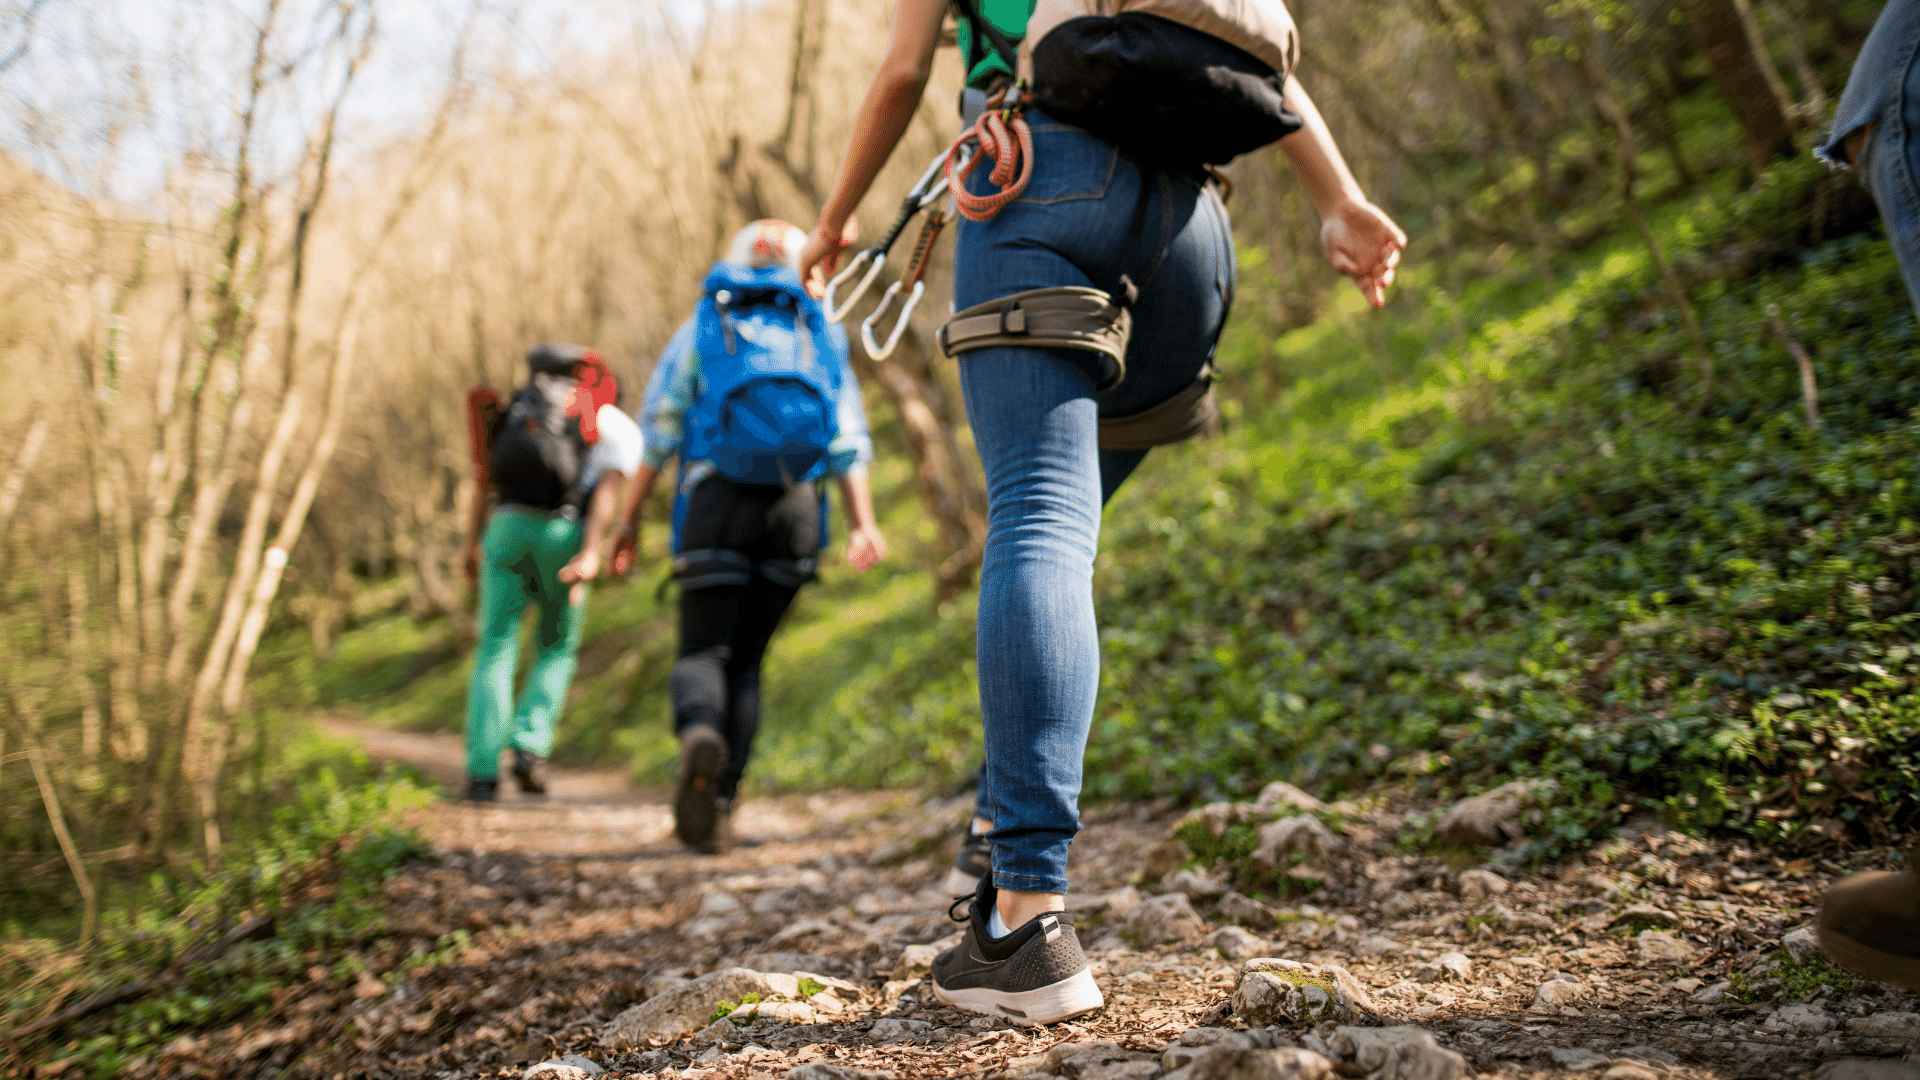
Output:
[582, 404, 644, 490]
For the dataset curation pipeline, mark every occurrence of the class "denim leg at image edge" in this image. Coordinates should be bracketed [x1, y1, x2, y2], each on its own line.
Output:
[962, 344, 1106, 895]
[1870, 34, 1920, 315]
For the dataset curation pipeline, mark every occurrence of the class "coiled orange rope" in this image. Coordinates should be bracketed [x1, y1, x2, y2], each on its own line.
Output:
[947, 92, 1034, 222]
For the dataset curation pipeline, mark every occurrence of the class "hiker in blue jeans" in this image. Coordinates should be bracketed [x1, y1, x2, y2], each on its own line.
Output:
[1814, 0, 1920, 993]
[1821, 0, 1920, 313]
[801, 0, 1404, 1023]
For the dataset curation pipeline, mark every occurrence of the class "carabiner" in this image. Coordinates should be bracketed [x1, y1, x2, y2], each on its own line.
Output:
[824, 249, 886, 323]
[861, 279, 927, 361]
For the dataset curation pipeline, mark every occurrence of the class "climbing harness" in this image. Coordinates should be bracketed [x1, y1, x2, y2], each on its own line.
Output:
[824, 144, 972, 360]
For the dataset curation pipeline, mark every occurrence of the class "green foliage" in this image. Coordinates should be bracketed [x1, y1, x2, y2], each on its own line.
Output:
[796, 976, 826, 998]
[1729, 949, 1862, 1003]
[8, 770, 431, 1075]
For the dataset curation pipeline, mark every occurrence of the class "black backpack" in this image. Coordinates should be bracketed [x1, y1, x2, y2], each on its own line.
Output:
[488, 348, 591, 511]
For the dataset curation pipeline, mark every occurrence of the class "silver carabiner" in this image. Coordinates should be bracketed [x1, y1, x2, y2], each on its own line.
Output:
[823, 249, 887, 324]
[861, 279, 927, 360]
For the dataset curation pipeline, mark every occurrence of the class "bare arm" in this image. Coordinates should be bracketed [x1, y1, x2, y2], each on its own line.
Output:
[799, 0, 949, 293]
[836, 467, 888, 572]
[1279, 75, 1408, 309]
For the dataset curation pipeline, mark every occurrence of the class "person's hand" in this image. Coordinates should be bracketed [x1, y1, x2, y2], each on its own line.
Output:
[846, 525, 888, 572]
[463, 543, 481, 588]
[1319, 199, 1407, 309]
[800, 218, 859, 299]
[558, 548, 603, 605]
[611, 525, 640, 579]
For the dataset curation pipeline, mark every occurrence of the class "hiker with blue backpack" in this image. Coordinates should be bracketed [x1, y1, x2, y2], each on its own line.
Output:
[628, 221, 886, 853]
[801, 0, 1405, 1023]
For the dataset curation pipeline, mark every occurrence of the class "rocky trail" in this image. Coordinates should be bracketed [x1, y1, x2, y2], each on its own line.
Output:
[148, 727, 1919, 1079]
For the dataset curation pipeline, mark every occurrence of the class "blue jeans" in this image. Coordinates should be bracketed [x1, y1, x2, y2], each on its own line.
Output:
[955, 112, 1235, 894]
[1822, 0, 1920, 314]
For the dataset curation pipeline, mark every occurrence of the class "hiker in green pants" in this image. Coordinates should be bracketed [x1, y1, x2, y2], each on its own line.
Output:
[462, 344, 643, 801]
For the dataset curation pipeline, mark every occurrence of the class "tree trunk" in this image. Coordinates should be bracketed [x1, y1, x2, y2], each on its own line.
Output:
[1679, 0, 1797, 170]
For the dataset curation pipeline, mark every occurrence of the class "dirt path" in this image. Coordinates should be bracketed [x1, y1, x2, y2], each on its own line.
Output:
[151, 726, 1919, 1079]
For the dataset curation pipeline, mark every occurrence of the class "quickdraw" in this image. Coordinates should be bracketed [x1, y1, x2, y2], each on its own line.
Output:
[824, 143, 969, 347]
[824, 87, 1035, 360]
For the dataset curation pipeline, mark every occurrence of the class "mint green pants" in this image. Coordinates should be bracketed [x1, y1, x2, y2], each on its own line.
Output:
[466, 509, 587, 779]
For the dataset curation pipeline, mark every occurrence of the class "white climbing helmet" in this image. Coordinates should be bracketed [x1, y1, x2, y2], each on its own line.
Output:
[723, 219, 808, 272]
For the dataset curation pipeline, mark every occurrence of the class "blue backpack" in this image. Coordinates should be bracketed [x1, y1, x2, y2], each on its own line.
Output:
[688, 263, 839, 487]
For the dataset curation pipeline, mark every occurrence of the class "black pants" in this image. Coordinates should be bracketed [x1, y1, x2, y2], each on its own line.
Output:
[670, 475, 820, 798]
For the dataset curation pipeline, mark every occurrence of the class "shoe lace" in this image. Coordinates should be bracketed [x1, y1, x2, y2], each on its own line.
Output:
[946, 894, 975, 924]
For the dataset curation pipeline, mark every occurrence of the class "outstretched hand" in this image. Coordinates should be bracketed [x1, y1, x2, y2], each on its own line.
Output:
[1320, 199, 1408, 309]
[846, 525, 888, 572]
[558, 549, 602, 606]
[799, 219, 859, 299]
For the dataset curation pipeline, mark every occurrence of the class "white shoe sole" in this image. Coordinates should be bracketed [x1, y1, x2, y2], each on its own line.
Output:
[932, 967, 1105, 1026]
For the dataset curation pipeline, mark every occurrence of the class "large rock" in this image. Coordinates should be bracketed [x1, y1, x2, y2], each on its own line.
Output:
[1216, 892, 1278, 929]
[1534, 978, 1583, 1009]
[1254, 782, 1326, 815]
[1847, 1012, 1920, 1041]
[1211, 926, 1271, 961]
[1163, 1029, 1255, 1072]
[1164, 1046, 1336, 1080]
[1633, 930, 1698, 966]
[1231, 959, 1375, 1026]
[1764, 1004, 1836, 1036]
[1311, 1027, 1467, 1080]
[1456, 869, 1509, 901]
[1436, 780, 1551, 846]
[1164, 868, 1230, 900]
[1127, 893, 1209, 946]
[1252, 817, 1342, 868]
[601, 968, 775, 1047]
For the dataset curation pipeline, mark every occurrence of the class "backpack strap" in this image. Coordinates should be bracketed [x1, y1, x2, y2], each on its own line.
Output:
[952, 0, 1023, 78]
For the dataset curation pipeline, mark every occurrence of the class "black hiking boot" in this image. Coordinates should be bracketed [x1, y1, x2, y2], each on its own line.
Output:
[510, 749, 548, 797]
[931, 876, 1104, 1026]
[464, 777, 499, 803]
[943, 822, 992, 894]
[674, 725, 729, 853]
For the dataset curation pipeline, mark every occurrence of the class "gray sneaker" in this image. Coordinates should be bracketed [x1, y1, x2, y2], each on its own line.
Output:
[674, 725, 728, 853]
[930, 877, 1104, 1025]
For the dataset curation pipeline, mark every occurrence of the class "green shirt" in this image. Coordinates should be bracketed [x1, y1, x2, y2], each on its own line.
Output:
[955, 0, 1036, 89]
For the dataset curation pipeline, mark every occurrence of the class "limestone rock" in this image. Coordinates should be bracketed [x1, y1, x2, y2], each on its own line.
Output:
[868, 1018, 934, 1040]
[1252, 816, 1342, 868]
[1211, 926, 1271, 961]
[1164, 1045, 1336, 1080]
[601, 968, 774, 1047]
[1217, 892, 1278, 928]
[1601, 1066, 1660, 1080]
[1165, 868, 1230, 900]
[894, 943, 943, 980]
[1781, 924, 1822, 963]
[1764, 1003, 1836, 1036]
[1609, 904, 1681, 930]
[1164, 1029, 1255, 1072]
[525, 1056, 605, 1079]
[1457, 869, 1509, 901]
[1416, 952, 1472, 983]
[1633, 930, 1698, 966]
[1549, 1048, 1612, 1071]
[1128, 893, 1209, 945]
[1319, 1026, 1468, 1080]
[1534, 978, 1583, 1009]
[1254, 781, 1326, 815]
[1847, 1012, 1920, 1041]
[1232, 959, 1374, 1026]
[1436, 780, 1550, 846]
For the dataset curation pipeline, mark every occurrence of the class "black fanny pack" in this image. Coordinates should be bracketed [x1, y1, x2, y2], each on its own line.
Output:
[1030, 13, 1302, 166]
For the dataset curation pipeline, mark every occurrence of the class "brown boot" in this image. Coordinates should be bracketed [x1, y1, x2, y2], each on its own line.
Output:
[1817, 845, 1920, 992]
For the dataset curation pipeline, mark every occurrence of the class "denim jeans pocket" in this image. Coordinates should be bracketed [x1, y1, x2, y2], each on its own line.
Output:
[1015, 117, 1122, 206]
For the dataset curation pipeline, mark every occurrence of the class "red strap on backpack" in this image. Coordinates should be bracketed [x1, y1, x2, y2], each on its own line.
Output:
[466, 386, 503, 490]
[566, 350, 617, 445]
